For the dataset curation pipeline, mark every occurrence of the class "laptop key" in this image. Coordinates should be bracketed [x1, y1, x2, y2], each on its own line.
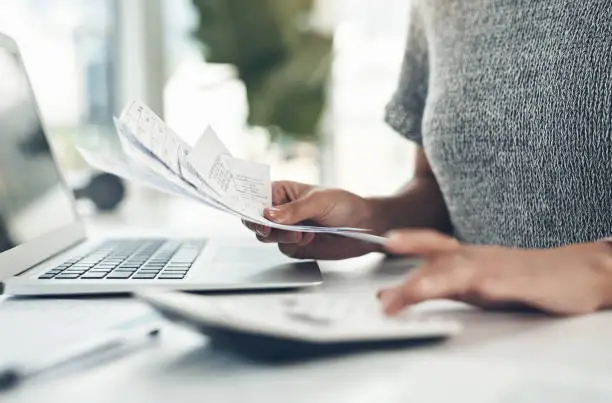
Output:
[132, 274, 157, 280]
[81, 273, 108, 279]
[55, 273, 81, 279]
[34, 239, 203, 283]
[158, 275, 186, 280]
[107, 272, 134, 279]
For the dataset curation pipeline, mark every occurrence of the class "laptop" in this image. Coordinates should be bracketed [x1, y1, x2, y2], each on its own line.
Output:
[0, 33, 322, 296]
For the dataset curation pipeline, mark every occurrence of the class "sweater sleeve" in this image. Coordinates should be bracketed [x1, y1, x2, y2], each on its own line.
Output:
[384, 4, 429, 146]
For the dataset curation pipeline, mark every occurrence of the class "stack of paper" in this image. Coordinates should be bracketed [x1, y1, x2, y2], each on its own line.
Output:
[77, 101, 386, 245]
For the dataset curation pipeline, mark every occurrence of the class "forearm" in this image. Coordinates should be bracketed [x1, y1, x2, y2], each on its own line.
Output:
[367, 176, 452, 234]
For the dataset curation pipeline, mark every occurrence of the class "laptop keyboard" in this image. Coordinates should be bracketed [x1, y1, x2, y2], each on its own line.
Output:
[38, 239, 206, 281]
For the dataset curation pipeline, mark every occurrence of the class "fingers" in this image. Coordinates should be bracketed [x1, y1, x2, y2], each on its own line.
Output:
[241, 220, 271, 237]
[378, 244, 608, 317]
[257, 230, 316, 246]
[376, 247, 530, 315]
[384, 229, 461, 255]
[279, 233, 371, 260]
[264, 191, 330, 225]
[378, 256, 474, 315]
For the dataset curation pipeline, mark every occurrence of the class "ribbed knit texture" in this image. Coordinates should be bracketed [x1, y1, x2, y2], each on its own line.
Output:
[385, 0, 612, 248]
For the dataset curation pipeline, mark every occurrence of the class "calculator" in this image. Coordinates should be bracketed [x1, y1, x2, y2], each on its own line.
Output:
[135, 290, 463, 360]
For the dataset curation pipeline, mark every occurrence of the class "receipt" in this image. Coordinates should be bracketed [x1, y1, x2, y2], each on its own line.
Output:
[231, 158, 271, 213]
[187, 127, 271, 216]
[78, 100, 381, 243]
[120, 101, 184, 175]
[186, 125, 233, 199]
[112, 118, 232, 213]
[75, 119, 213, 206]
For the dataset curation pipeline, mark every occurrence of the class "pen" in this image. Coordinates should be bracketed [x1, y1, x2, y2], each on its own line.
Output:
[0, 325, 160, 391]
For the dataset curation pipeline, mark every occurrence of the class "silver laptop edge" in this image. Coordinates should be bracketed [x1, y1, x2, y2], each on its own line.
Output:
[0, 32, 86, 284]
[0, 32, 322, 296]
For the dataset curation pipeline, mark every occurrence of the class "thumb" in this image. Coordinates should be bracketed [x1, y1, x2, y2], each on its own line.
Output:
[384, 229, 460, 255]
[264, 193, 329, 225]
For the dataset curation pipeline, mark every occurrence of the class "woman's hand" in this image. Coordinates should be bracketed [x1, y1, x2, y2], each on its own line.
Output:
[243, 181, 387, 260]
[377, 230, 612, 316]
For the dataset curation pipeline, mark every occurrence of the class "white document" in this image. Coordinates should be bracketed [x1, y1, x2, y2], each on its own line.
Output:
[79, 100, 383, 243]
[0, 299, 160, 366]
[114, 113, 232, 213]
[185, 125, 233, 200]
[187, 126, 271, 217]
[183, 120, 370, 233]
[75, 121, 208, 206]
[231, 158, 272, 213]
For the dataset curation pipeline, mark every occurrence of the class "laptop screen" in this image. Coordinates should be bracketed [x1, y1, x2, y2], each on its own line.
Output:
[0, 46, 79, 255]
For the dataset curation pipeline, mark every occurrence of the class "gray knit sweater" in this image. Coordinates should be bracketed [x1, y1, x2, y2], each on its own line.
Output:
[385, 0, 612, 248]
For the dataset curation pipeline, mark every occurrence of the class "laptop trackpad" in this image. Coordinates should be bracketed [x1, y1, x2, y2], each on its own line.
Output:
[191, 242, 322, 286]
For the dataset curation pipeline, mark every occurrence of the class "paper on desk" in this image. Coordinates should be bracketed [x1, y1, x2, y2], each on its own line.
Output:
[0, 299, 160, 366]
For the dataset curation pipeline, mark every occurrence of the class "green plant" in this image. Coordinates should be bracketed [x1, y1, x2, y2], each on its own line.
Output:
[191, 0, 332, 142]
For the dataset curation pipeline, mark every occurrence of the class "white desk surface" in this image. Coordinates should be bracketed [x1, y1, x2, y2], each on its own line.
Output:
[2, 192, 612, 403]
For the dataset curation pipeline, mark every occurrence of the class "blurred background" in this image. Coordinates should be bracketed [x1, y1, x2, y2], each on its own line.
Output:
[0, 0, 416, 225]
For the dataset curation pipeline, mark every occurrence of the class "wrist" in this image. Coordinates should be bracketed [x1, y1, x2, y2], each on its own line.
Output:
[581, 240, 612, 310]
[365, 195, 410, 235]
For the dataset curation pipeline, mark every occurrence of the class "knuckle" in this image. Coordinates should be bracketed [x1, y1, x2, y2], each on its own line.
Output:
[429, 252, 457, 267]
[436, 248, 472, 270]
[412, 278, 435, 298]
[307, 188, 329, 202]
